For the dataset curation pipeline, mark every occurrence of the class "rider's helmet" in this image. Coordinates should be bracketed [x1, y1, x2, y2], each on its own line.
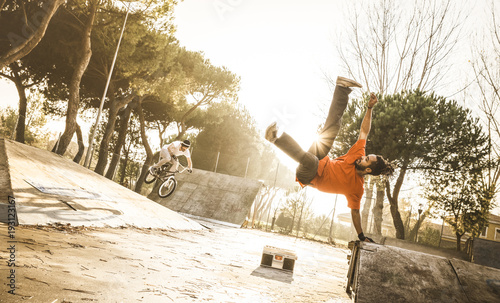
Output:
[181, 139, 191, 148]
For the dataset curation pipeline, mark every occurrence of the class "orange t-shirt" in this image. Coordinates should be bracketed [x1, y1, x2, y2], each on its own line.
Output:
[309, 139, 366, 209]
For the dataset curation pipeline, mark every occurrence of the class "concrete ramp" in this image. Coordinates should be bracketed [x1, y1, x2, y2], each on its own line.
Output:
[0, 139, 202, 230]
[150, 169, 262, 225]
[451, 259, 500, 303]
[347, 241, 500, 303]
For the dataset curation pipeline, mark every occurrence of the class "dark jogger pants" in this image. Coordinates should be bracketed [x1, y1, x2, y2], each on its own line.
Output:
[274, 85, 352, 184]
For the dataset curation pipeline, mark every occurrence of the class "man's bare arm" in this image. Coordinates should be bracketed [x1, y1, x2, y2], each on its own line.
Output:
[351, 209, 374, 242]
[358, 93, 378, 140]
[351, 209, 364, 235]
[167, 144, 175, 154]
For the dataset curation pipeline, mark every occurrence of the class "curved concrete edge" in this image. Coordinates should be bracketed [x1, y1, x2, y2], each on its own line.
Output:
[0, 138, 17, 225]
[2, 139, 203, 231]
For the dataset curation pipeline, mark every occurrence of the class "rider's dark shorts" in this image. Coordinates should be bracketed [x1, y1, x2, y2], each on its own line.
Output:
[295, 152, 319, 185]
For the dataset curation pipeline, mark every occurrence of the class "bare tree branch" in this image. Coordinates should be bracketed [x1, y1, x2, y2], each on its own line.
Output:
[0, 0, 66, 69]
[336, 0, 465, 95]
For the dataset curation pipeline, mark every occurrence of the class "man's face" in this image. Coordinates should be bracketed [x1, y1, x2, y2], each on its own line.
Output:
[355, 154, 377, 171]
[180, 145, 188, 152]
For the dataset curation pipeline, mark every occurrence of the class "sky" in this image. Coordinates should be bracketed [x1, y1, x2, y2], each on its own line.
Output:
[171, 0, 500, 218]
[173, 0, 346, 151]
[0, 0, 497, 217]
[170, 0, 404, 217]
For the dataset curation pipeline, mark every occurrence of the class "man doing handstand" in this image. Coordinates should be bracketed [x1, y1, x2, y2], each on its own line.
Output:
[265, 76, 394, 243]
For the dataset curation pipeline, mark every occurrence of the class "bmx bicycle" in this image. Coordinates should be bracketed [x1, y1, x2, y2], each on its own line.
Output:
[144, 160, 189, 198]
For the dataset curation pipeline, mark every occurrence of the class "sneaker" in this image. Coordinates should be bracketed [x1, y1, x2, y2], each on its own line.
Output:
[336, 76, 362, 88]
[265, 122, 278, 143]
[149, 166, 158, 176]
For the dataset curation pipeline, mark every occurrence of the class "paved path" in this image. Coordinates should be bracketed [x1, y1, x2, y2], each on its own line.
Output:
[0, 219, 352, 302]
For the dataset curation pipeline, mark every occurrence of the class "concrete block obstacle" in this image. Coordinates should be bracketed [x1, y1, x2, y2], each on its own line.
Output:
[465, 237, 500, 269]
[346, 241, 500, 303]
[151, 168, 262, 226]
[0, 139, 202, 230]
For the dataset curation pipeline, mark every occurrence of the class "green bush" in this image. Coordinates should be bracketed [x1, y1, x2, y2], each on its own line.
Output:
[417, 227, 441, 247]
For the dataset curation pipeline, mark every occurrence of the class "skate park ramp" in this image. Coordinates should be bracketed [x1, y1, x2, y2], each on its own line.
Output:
[0, 139, 202, 230]
[346, 242, 500, 303]
[150, 169, 262, 226]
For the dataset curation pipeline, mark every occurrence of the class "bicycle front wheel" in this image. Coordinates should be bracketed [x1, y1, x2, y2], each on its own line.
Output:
[158, 177, 177, 198]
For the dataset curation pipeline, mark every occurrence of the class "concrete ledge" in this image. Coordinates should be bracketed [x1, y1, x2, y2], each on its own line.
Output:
[347, 241, 500, 303]
[153, 169, 262, 225]
[467, 237, 500, 269]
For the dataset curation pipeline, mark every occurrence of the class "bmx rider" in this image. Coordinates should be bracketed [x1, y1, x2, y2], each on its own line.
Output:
[150, 139, 193, 175]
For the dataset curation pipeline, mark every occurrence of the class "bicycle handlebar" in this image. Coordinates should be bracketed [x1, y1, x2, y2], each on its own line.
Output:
[176, 163, 190, 173]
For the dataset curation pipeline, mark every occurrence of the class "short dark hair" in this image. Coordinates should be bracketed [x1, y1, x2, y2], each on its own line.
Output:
[368, 156, 395, 176]
[181, 139, 191, 147]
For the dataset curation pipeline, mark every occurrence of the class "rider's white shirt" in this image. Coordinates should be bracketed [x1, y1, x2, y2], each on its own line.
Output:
[164, 141, 191, 158]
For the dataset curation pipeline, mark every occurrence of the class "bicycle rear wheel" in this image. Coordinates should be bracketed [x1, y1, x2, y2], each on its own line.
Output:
[144, 170, 156, 184]
[158, 177, 177, 198]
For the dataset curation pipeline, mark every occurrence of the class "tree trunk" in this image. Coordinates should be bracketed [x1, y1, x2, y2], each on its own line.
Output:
[250, 191, 263, 228]
[174, 98, 207, 140]
[105, 101, 135, 179]
[296, 201, 305, 237]
[251, 189, 271, 228]
[258, 190, 276, 224]
[456, 232, 462, 251]
[94, 104, 118, 175]
[175, 125, 187, 141]
[0, 0, 65, 68]
[0, 0, 7, 11]
[289, 204, 297, 234]
[56, 0, 97, 155]
[134, 99, 153, 194]
[10, 63, 27, 144]
[95, 94, 135, 175]
[361, 176, 374, 232]
[259, 189, 277, 229]
[386, 162, 408, 239]
[373, 178, 385, 235]
[73, 123, 85, 164]
[408, 213, 426, 242]
[156, 120, 170, 148]
[119, 143, 130, 186]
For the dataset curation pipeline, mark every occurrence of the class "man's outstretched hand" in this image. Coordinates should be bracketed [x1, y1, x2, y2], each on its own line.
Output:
[364, 236, 375, 243]
[368, 93, 378, 108]
[358, 232, 376, 243]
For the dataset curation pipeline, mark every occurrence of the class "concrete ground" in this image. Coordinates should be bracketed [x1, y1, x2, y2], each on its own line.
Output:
[0, 218, 352, 303]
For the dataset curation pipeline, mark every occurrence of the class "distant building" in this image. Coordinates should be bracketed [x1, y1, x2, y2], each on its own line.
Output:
[440, 213, 500, 249]
[479, 213, 500, 241]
